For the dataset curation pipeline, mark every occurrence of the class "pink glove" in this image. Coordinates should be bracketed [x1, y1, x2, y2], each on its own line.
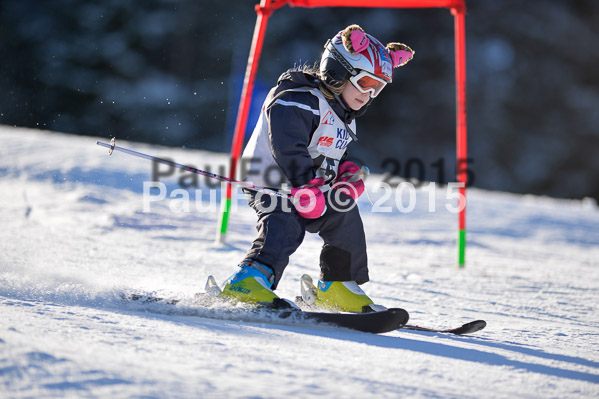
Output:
[291, 177, 326, 219]
[334, 161, 365, 200]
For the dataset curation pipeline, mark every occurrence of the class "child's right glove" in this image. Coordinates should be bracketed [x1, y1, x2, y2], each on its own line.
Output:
[291, 177, 327, 219]
[334, 161, 365, 200]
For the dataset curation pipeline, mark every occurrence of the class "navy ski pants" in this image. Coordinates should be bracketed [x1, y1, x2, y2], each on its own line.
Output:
[243, 189, 369, 290]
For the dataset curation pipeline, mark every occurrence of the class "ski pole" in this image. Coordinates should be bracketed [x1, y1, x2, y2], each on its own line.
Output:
[96, 138, 370, 200]
[96, 138, 293, 200]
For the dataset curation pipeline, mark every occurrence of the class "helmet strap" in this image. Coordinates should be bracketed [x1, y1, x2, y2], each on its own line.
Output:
[345, 122, 358, 142]
[333, 92, 350, 111]
[332, 93, 359, 142]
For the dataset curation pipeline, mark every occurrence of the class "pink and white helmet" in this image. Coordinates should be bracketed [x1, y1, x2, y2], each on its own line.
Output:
[320, 26, 414, 97]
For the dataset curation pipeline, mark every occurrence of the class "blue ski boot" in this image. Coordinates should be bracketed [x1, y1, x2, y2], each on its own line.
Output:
[220, 259, 279, 304]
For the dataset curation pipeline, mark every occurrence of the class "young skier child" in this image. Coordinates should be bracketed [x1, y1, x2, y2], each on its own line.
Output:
[220, 24, 413, 312]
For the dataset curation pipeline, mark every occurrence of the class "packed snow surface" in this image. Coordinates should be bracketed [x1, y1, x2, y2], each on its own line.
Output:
[1, 126, 598, 398]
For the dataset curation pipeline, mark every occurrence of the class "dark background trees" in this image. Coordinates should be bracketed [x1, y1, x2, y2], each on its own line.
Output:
[1, 0, 597, 200]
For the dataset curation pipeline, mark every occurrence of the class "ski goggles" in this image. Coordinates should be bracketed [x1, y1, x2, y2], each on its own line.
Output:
[349, 71, 388, 98]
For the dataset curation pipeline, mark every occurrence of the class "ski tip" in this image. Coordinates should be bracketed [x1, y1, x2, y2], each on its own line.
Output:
[470, 319, 487, 329]
[452, 320, 486, 335]
[388, 307, 410, 323]
[403, 319, 487, 335]
[465, 320, 486, 328]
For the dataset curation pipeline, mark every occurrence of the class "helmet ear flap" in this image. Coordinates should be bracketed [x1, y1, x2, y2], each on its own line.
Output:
[387, 43, 414, 68]
[350, 29, 370, 53]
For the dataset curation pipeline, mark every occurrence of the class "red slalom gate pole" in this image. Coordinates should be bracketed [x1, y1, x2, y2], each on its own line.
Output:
[452, 5, 468, 267]
[216, 0, 282, 244]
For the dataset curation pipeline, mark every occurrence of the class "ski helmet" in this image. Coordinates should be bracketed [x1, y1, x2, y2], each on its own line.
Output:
[320, 25, 414, 95]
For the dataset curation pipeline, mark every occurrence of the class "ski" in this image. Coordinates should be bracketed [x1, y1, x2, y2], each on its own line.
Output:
[263, 298, 409, 334]
[122, 292, 409, 334]
[124, 292, 485, 335]
[299, 274, 486, 335]
[123, 273, 486, 336]
[403, 320, 487, 335]
[293, 307, 409, 334]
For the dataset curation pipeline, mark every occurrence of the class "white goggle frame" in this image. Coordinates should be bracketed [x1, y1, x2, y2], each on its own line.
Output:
[349, 70, 388, 98]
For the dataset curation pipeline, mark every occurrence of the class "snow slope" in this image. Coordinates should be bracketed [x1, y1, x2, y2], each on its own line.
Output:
[1, 126, 598, 398]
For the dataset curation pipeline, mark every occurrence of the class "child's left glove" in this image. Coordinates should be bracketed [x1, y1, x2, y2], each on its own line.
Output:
[291, 177, 327, 219]
[334, 161, 365, 200]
